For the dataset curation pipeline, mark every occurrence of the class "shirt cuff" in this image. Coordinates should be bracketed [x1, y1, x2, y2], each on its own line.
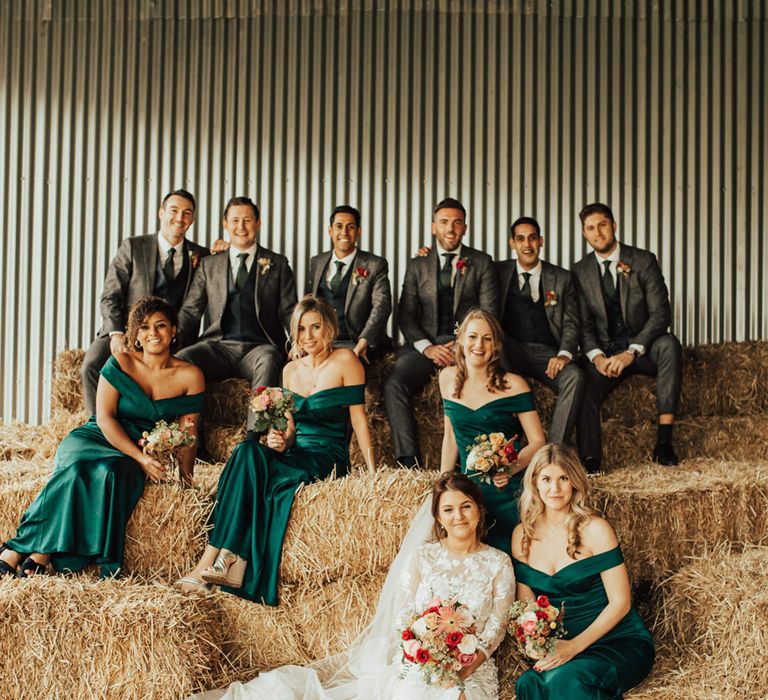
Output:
[108, 331, 125, 338]
[557, 350, 573, 361]
[586, 349, 605, 363]
[414, 339, 432, 354]
[629, 343, 645, 356]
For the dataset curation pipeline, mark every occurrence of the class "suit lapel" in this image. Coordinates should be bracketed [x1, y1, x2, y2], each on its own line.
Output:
[498, 260, 515, 314]
[452, 249, 466, 314]
[210, 249, 230, 318]
[344, 250, 365, 312]
[618, 246, 633, 320]
[143, 235, 158, 292]
[541, 263, 561, 340]
[253, 246, 264, 315]
[584, 253, 609, 328]
[312, 251, 332, 295]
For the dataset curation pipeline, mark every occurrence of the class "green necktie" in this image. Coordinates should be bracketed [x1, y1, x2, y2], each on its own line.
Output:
[521, 271, 532, 300]
[602, 259, 616, 298]
[235, 252, 250, 291]
[329, 260, 345, 293]
[440, 253, 455, 289]
[163, 248, 176, 283]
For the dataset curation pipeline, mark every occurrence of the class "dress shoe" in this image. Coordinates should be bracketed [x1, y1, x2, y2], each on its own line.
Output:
[582, 457, 602, 474]
[652, 442, 679, 466]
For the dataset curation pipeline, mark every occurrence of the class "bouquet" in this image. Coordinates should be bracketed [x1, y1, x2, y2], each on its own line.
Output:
[249, 386, 295, 432]
[465, 432, 519, 485]
[507, 595, 567, 661]
[139, 419, 196, 472]
[399, 599, 480, 689]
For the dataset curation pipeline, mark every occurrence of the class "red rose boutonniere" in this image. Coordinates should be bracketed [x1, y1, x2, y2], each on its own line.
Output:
[188, 251, 200, 270]
[617, 261, 631, 279]
[456, 257, 470, 275]
[352, 266, 369, 285]
[544, 290, 558, 307]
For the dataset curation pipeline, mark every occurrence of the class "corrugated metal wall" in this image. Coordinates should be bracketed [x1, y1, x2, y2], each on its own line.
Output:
[1, 0, 766, 424]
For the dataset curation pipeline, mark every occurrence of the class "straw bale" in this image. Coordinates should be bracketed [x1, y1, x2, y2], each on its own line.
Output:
[205, 424, 247, 464]
[50, 348, 86, 413]
[0, 410, 87, 462]
[280, 468, 435, 585]
[0, 474, 49, 544]
[205, 378, 251, 426]
[0, 575, 225, 699]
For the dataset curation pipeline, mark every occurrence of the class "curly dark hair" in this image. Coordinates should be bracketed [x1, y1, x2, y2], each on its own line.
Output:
[430, 472, 488, 543]
[125, 296, 180, 352]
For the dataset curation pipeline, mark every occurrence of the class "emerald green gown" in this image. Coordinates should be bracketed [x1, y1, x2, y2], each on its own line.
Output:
[209, 383, 365, 605]
[7, 356, 204, 576]
[513, 547, 655, 699]
[442, 392, 535, 556]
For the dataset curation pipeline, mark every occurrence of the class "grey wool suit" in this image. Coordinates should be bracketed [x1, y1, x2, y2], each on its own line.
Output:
[81, 233, 210, 414]
[496, 259, 585, 443]
[572, 243, 682, 460]
[306, 249, 393, 358]
[383, 245, 498, 462]
[177, 246, 297, 430]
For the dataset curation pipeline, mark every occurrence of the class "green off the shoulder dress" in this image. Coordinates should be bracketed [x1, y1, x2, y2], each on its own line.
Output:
[6, 356, 204, 576]
[208, 383, 365, 605]
[442, 392, 536, 556]
[513, 546, 655, 699]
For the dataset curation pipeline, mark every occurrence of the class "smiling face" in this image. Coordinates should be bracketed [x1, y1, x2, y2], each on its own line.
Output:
[223, 204, 261, 251]
[582, 212, 618, 256]
[297, 310, 330, 357]
[535, 463, 574, 513]
[510, 222, 543, 270]
[158, 194, 195, 246]
[136, 311, 175, 354]
[328, 212, 361, 257]
[432, 207, 467, 252]
[460, 317, 496, 368]
[437, 488, 481, 542]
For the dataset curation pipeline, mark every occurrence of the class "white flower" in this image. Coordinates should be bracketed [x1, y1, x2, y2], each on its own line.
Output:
[412, 616, 428, 637]
[402, 639, 422, 658]
[457, 634, 478, 654]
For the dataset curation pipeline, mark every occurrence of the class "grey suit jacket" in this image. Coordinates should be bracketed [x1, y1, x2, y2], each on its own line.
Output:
[572, 243, 672, 353]
[306, 249, 392, 348]
[98, 233, 210, 336]
[398, 244, 498, 346]
[495, 259, 581, 356]
[178, 244, 297, 351]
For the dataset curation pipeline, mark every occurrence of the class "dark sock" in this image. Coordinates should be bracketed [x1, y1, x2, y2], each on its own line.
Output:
[657, 423, 674, 445]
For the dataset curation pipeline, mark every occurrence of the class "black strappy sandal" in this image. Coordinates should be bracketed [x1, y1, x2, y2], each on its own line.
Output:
[0, 543, 17, 577]
[16, 556, 48, 578]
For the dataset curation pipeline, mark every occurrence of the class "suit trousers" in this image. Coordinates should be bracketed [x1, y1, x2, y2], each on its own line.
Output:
[503, 338, 585, 444]
[382, 335, 454, 462]
[577, 332, 683, 460]
[81, 336, 114, 415]
[178, 339, 284, 430]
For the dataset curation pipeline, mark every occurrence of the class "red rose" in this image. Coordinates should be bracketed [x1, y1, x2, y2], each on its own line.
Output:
[445, 630, 463, 647]
[515, 627, 525, 640]
[256, 385, 267, 394]
[456, 259, 465, 269]
[535, 610, 548, 620]
[401, 629, 414, 641]
[356, 267, 369, 276]
[536, 595, 550, 608]
[426, 606, 440, 615]
[415, 648, 430, 664]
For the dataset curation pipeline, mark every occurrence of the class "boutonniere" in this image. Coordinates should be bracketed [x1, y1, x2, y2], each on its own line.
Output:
[544, 290, 558, 307]
[456, 257, 470, 275]
[617, 261, 631, 278]
[352, 266, 369, 285]
[188, 250, 200, 270]
[257, 257, 272, 275]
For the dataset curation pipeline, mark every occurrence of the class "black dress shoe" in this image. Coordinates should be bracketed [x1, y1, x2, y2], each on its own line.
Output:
[582, 457, 602, 474]
[652, 442, 679, 466]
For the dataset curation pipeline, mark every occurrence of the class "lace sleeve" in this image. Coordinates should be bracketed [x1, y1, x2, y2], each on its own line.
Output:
[393, 545, 423, 631]
[476, 553, 515, 657]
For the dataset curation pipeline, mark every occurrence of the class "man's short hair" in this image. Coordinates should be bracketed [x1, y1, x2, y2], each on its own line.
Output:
[433, 197, 467, 220]
[161, 189, 196, 212]
[579, 202, 615, 224]
[330, 205, 361, 227]
[223, 196, 260, 220]
[510, 216, 541, 237]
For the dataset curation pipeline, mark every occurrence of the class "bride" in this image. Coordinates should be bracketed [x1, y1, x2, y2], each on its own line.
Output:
[192, 473, 514, 700]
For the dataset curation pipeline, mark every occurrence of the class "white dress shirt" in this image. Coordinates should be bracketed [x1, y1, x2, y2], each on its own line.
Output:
[229, 243, 259, 284]
[325, 250, 357, 285]
[158, 234, 184, 277]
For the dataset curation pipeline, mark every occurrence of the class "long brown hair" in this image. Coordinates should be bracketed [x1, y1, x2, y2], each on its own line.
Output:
[518, 443, 597, 559]
[430, 472, 488, 543]
[288, 295, 339, 360]
[452, 309, 507, 398]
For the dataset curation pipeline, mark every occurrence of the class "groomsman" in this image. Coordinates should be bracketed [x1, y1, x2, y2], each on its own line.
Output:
[81, 189, 209, 415]
[177, 196, 297, 430]
[573, 203, 682, 470]
[306, 205, 392, 363]
[383, 198, 498, 468]
[496, 217, 585, 444]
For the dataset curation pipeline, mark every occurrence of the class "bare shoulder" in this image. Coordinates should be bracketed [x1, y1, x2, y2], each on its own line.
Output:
[581, 516, 619, 554]
[503, 372, 532, 395]
[331, 348, 365, 382]
[438, 366, 457, 395]
[172, 359, 205, 392]
[282, 359, 300, 384]
[114, 351, 140, 373]
[510, 524, 526, 560]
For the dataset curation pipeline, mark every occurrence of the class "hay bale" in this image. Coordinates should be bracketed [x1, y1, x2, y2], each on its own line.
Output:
[205, 424, 247, 464]
[0, 474, 49, 544]
[0, 575, 224, 699]
[204, 378, 251, 426]
[50, 348, 85, 413]
[0, 410, 87, 462]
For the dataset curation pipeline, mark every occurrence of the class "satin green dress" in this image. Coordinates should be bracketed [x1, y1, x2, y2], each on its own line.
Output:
[7, 356, 204, 576]
[513, 547, 655, 699]
[442, 392, 535, 556]
[209, 383, 365, 605]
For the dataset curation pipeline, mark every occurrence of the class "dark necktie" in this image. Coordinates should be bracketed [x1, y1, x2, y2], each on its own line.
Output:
[602, 259, 616, 298]
[235, 252, 250, 291]
[329, 260, 345, 293]
[163, 248, 176, 283]
[521, 272, 532, 300]
[440, 253, 455, 289]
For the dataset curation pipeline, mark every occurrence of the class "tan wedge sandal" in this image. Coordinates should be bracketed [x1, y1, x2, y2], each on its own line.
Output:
[200, 549, 247, 588]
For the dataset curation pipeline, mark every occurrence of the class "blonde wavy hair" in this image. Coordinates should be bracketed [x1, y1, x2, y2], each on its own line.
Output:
[452, 309, 508, 398]
[518, 443, 597, 559]
[288, 295, 339, 360]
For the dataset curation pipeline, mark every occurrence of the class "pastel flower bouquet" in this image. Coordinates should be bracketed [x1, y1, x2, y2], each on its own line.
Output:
[249, 386, 295, 432]
[465, 432, 519, 485]
[507, 595, 567, 661]
[399, 599, 480, 689]
[139, 419, 196, 475]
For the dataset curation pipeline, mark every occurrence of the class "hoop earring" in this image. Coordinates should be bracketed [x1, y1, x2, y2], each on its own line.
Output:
[134, 341, 142, 350]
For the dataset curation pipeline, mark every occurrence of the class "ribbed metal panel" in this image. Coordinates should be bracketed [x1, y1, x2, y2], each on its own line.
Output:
[1, 0, 766, 423]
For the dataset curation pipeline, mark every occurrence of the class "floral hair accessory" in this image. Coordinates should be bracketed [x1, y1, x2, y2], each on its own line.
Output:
[352, 266, 369, 285]
[617, 260, 631, 278]
[544, 290, 558, 307]
[257, 257, 272, 274]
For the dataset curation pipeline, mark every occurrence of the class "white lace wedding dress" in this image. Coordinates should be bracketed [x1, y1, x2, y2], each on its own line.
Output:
[191, 500, 515, 700]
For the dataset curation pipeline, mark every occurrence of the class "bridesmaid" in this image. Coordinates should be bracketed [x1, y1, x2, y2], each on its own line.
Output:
[439, 309, 546, 555]
[0, 297, 204, 578]
[511, 443, 654, 699]
[176, 296, 375, 604]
